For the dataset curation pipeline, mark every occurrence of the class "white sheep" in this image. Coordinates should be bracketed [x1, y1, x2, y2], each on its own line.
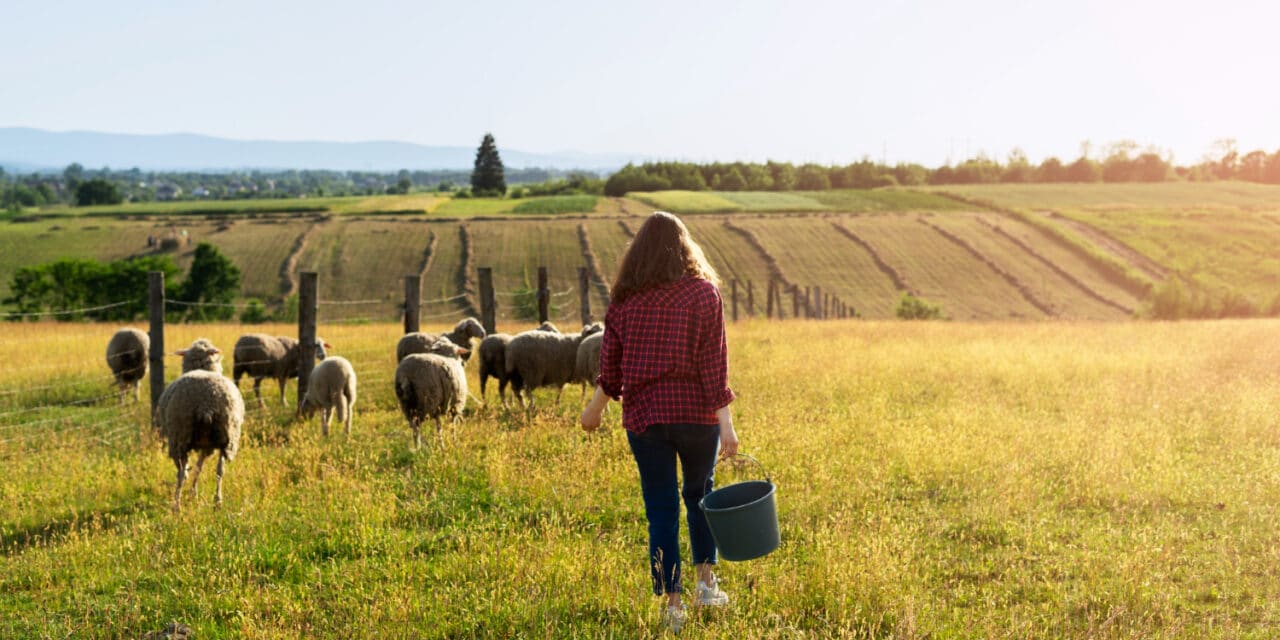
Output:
[156, 339, 245, 512]
[300, 356, 357, 437]
[396, 317, 486, 363]
[478, 321, 560, 407]
[505, 322, 603, 410]
[394, 337, 469, 449]
[106, 328, 149, 403]
[177, 338, 223, 374]
[232, 334, 329, 407]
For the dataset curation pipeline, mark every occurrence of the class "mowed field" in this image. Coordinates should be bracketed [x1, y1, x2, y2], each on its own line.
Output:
[3, 183, 1280, 321]
[2, 320, 1280, 637]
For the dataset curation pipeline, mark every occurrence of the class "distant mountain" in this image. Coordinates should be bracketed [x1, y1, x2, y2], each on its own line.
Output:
[0, 127, 645, 172]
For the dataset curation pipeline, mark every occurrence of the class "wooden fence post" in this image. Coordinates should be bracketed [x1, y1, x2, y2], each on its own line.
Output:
[478, 267, 495, 334]
[812, 286, 822, 320]
[730, 279, 739, 322]
[746, 280, 754, 318]
[578, 267, 591, 326]
[775, 281, 785, 320]
[296, 272, 317, 414]
[766, 280, 774, 319]
[148, 271, 165, 424]
[537, 266, 549, 324]
[792, 286, 800, 318]
[404, 275, 420, 334]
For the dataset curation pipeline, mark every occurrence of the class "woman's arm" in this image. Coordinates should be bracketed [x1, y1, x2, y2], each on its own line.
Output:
[716, 405, 738, 458]
[580, 386, 610, 432]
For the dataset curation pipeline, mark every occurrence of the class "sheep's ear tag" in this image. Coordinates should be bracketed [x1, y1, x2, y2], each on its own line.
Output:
[457, 348, 470, 356]
[208, 348, 220, 355]
[323, 342, 333, 349]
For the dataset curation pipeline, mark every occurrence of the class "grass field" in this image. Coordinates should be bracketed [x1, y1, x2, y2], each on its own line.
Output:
[631, 189, 970, 214]
[2, 320, 1279, 638]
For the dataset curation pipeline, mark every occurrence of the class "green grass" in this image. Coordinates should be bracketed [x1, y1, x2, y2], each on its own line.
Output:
[805, 189, 971, 212]
[630, 191, 745, 214]
[510, 195, 599, 215]
[3, 320, 1280, 637]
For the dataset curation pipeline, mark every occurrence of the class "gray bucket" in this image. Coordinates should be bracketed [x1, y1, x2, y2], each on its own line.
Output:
[699, 455, 779, 561]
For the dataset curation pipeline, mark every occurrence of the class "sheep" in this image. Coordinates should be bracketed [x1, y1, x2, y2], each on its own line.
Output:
[505, 322, 604, 410]
[478, 321, 561, 406]
[299, 356, 357, 437]
[396, 317, 486, 363]
[106, 328, 149, 403]
[394, 337, 470, 449]
[232, 334, 330, 407]
[156, 339, 245, 512]
[574, 330, 604, 401]
[177, 338, 223, 374]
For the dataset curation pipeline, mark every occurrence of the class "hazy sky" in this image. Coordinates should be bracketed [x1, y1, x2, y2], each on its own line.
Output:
[4, 0, 1277, 166]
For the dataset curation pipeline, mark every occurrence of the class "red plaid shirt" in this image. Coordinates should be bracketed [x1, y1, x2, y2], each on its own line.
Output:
[597, 275, 735, 433]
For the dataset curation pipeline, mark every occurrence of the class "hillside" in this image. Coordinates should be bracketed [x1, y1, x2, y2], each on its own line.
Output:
[3, 183, 1279, 321]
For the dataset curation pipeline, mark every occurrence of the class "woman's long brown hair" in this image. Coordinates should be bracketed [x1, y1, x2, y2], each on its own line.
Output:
[610, 211, 720, 305]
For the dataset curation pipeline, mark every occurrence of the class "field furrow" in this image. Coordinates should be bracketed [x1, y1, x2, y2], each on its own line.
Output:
[467, 220, 589, 326]
[576, 224, 611, 311]
[682, 218, 773, 315]
[843, 214, 1046, 319]
[920, 217, 1057, 316]
[732, 217, 903, 318]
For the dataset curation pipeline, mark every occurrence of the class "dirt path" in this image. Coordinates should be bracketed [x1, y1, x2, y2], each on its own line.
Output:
[1035, 211, 1168, 282]
[279, 222, 321, 299]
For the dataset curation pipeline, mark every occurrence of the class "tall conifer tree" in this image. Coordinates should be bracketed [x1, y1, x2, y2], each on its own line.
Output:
[471, 133, 506, 196]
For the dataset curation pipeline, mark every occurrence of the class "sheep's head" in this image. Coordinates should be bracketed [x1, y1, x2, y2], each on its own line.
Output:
[581, 322, 604, 338]
[426, 337, 470, 360]
[455, 317, 486, 340]
[315, 338, 332, 361]
[536, 321, 560, 333]
[176, 338, 222, 373]
[298, 393, 320, 417]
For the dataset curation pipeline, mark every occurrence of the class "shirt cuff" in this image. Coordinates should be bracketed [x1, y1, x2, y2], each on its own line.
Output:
[596, 375, 622, 400]
[709, 387, 736, 410]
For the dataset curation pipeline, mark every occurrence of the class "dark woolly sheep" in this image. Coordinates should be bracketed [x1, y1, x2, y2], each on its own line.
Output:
[478, 321, 560, 406]
[232, 334, 329, 407]
[505, 323, 603, 410]
[106, 328, 149, 403]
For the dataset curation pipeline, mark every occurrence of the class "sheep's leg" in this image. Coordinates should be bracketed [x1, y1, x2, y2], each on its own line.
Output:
[253, 379, 265, 408]
[434, 416, 444, 439]
[499, 380, 509, 408]
[190, 451, 211, 501]
[412, 418, 422, 451]
[133, 381, 141, 403]
[278, 377, 289, 407]
[555, 385, 564, 406]
[343, 396, 353, 436]
[215, 455, 226, 506]
[173, 455, 189, 513]
[321, 407, 331, 437]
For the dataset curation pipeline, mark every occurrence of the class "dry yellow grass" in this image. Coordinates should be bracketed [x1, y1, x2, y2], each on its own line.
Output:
[1, 319, 1279, 638]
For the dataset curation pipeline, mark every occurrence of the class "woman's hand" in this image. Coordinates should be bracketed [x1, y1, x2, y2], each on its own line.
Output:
[580, 386, 609, 432]
[716, 406, 738, 458]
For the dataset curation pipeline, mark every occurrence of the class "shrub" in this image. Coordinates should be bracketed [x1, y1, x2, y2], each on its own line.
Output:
[896, 292, 945, 320]
[240, 298, 269, 323]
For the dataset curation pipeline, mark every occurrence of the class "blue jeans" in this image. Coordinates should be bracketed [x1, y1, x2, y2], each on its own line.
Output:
[626, 423, 721, 596]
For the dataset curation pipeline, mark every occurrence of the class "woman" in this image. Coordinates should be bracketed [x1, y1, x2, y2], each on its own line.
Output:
[580, 211, 740, 632]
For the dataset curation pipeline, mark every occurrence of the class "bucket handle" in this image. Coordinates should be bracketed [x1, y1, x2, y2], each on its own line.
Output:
[706, 453, 772, 494]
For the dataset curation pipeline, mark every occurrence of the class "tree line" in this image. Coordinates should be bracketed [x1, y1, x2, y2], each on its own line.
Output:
[603, 140, 1280, 196]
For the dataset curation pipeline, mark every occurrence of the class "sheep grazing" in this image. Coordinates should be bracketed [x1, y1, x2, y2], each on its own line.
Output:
[396, 317, 486, 363]
[478, 321, 560, 407]
[156, 339, 245, 512]
[106, 328, 150, 403]
[300, 356, 357, 437]
[394, 337, 469, 449]
[232, 334, 330, 407]
[574, 330, 604, 401]
[177, 338, 223, 374]
[505, 323, 604, 410]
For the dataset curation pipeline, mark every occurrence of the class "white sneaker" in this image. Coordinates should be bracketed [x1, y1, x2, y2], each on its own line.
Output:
[663, 605, 687, 633]
[695, 579, 730, 607]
